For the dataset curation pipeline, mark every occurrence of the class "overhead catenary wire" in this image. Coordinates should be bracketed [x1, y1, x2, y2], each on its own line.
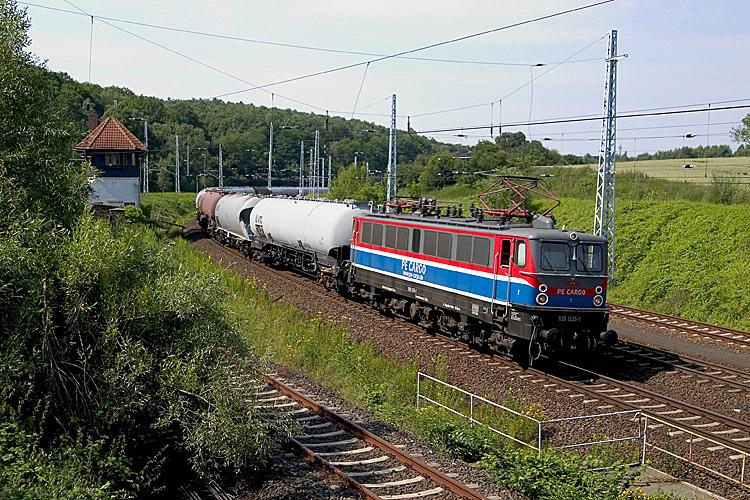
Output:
[415, 103, 750, 134]
[19, 2, 605, 68]
[210, 0, 615, 99]
[409, 33, 608, 119]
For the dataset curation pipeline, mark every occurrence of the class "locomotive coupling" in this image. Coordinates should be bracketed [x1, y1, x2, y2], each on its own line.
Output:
[599, 329, 618, 346]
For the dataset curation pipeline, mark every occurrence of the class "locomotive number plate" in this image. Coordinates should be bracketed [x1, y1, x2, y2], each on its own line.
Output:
[557, 315, 581, 323]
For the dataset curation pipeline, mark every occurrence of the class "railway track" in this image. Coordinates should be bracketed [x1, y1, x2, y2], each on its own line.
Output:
[610, 303, 750, 349]
[260, 374, 486, 500]
[608, 341, 750, 394]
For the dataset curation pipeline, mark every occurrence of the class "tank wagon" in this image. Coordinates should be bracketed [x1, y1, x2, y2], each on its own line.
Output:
[195, 179, 616, 361]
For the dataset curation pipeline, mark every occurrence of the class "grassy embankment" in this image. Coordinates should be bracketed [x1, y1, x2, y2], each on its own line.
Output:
[146, 195, 673, 499]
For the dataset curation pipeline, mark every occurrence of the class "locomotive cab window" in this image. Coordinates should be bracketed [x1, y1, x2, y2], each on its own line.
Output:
[360, 222, 372, 244]
[500, 239, 511, 267]
[371, 223, 384, 247]
[411, 229, 421, 253]
[515, 240, 527, 268]
[541, 242, 571, 271]
[576, 243, 603, 272]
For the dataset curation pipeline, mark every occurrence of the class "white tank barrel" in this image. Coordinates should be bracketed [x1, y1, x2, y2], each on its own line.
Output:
[214, 194, 262, 240]
[250, 198, 366, 255]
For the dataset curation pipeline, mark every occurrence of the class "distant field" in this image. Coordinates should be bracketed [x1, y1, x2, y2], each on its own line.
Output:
[580, 157, 750, 185]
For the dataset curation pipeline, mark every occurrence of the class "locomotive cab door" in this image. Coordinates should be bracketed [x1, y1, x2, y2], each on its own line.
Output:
[498, 239, 513, 310]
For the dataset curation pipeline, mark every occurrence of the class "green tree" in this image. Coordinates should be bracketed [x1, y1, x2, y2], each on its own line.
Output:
[0, 0, 88, 227]
[328, 164, 385, 203]
[731, 114, 750, 147]
[420, 151, 457, 191]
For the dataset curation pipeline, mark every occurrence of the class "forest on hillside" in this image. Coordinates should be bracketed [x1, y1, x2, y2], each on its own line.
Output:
[43, 67, 750, 193]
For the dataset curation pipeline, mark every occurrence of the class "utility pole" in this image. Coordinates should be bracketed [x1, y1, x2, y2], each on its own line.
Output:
[143, 120, 149, 193]
[299, 141, 304, 189]
[314, 130, 320, 196]
[593, 30, 621, 280]
[327, 155, 332, 188]
[308, 148, 314, 192]
[174, 134, 180, 193]
[218, 144, 224, 188]
[386, 94, 397, 204]
[267, 122, 274, 188]
[186, 143, 190, 177]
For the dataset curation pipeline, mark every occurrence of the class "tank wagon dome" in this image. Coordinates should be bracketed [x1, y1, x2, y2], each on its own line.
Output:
[250, 198, 367, 255]
[214, 193, 261, 240]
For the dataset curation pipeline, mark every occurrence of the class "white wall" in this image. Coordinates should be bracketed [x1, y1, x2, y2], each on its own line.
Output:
[89, 177, 140, 208]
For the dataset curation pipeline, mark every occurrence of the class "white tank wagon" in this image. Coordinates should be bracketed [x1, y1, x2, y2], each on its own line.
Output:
[213, 194, 262, 249]
[249, 198, 368, 278]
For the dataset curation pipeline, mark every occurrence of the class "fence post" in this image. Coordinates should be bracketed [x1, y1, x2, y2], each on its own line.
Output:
[416, 372, 421, 410]
[641, 415, 648, 466]
[470, 394, 474, 425]
[537, 421, 542, 456]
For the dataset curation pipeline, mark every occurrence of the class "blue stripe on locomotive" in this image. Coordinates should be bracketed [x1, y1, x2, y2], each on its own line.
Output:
[354, 247, 603, 310]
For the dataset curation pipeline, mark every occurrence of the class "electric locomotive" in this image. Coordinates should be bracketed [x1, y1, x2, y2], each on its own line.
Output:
[348, 209, 615, 359]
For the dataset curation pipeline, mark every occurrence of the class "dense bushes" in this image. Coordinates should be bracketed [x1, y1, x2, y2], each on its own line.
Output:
[0, 2, 292, 495]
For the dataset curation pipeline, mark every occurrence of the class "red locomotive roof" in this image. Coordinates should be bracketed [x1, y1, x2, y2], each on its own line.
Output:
[75, 117, 146, 151]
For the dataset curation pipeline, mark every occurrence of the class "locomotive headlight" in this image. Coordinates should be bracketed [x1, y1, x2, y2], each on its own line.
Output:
[536, 293, 549, 305]
[538, 283, 548, 293]
[595, 286, 603, 294]
[593, 295, 604, 306]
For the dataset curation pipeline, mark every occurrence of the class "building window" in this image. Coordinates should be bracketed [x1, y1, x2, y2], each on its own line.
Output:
[104, 153, 121, 166]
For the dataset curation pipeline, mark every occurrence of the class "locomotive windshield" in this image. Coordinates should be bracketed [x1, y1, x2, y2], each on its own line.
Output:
[540, 242, 570, 271]
[539, 242, 605, 273]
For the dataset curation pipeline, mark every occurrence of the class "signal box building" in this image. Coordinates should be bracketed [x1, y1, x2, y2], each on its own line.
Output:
[75, 116, 145, 208]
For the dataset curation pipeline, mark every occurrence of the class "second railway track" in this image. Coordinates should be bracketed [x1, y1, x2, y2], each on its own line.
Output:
[611, 303, 750, 349]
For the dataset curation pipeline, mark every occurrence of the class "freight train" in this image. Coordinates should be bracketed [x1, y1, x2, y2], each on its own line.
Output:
[195, 185, 616, 361]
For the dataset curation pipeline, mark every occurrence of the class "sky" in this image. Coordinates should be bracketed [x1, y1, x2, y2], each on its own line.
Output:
[21, 0, 750, 156]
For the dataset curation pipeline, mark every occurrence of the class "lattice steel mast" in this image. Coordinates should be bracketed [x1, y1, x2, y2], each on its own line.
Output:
[386, 94, 397, 204]
[594, 30, 620, 280]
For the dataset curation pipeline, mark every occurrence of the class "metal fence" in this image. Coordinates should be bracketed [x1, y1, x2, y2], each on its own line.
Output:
[416, 372, 643, 465]
[417, 372, 750, 489]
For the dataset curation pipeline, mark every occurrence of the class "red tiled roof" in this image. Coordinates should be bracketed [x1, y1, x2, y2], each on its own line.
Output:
[75, 116, 146, 151]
